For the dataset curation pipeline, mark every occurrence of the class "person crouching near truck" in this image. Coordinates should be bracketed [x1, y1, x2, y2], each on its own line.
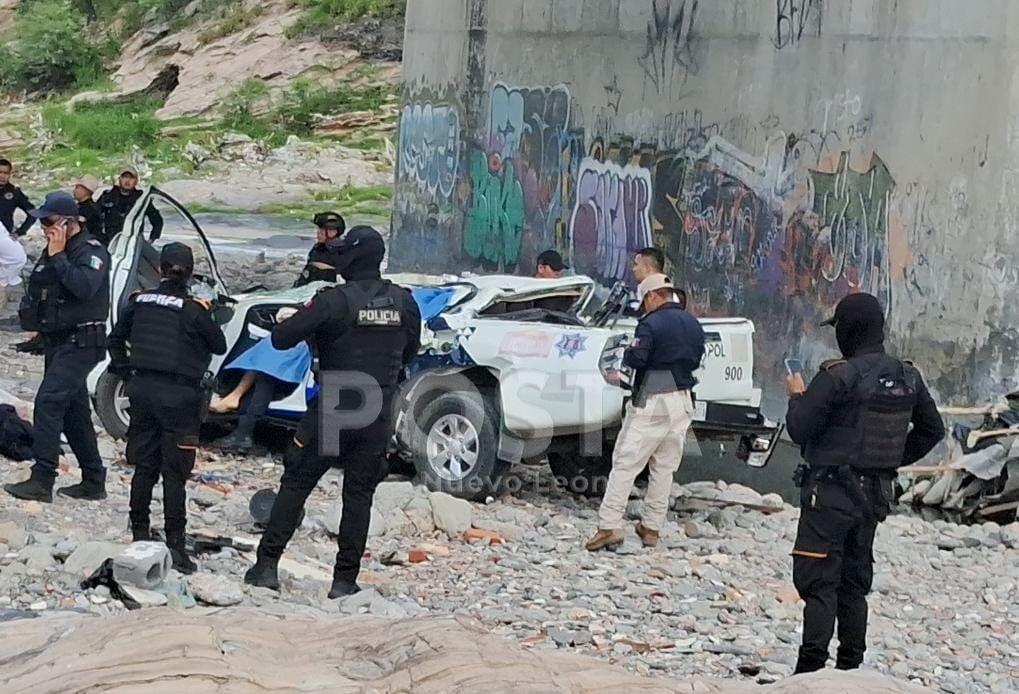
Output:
[586, 273, 706, 552]
[784, 292, 944, 673]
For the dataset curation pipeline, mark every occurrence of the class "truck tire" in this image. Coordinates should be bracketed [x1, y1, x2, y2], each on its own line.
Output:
[410, 391, 505, 501]
[95, 371, 130, 441]
[548, 451, 613, 498]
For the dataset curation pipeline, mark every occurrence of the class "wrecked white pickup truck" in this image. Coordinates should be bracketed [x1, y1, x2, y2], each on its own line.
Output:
[88, 187, 781, 499]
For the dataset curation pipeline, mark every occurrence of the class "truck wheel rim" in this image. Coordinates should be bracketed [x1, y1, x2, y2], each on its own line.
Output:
[114, 380, 131, 427]
[426, 414, 479, 481]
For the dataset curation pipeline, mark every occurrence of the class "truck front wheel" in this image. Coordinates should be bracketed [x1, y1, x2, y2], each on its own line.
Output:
[95, 371, 130, 441]
[410, 391, 506, 501]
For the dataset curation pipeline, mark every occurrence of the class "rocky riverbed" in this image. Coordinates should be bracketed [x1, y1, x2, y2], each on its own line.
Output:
[1, 256, 1019, 694]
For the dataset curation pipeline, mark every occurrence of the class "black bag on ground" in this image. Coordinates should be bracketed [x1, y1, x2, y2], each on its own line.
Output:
[0, 404, 33, 461]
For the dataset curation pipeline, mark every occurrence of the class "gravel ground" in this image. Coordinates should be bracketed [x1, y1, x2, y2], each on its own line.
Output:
[2, 252, 1018, 693]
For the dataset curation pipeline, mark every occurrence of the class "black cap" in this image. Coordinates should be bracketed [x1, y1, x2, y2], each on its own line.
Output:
[820, 293, 884, 328]
[536, 249, 567, 271]
[160, 242, 194, 270]
[313, 211, 346, 231]
[29, 190, 78, 219]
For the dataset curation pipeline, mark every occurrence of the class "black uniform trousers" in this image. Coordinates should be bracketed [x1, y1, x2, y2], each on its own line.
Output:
[126, 374, 203, 539]
[792, 473, 885, 673]
[31, 340, 105, 481]
[257, 397, 389, 583]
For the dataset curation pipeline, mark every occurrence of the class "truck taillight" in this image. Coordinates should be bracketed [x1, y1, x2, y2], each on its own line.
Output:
[599, 335, 630, 386]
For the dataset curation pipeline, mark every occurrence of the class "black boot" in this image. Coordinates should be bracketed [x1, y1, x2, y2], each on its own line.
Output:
[58, 478, 107, 501]
[328, 578, 361, 599]
[166, 535, 197, 574]
[131, 524, 152, 542]
[243, 556, 280, 591]
[4, 472, 54, 503]
[213, 430, 256, 454]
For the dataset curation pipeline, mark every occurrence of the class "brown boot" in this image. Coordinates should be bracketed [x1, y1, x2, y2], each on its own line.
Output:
[585, 529, 624, 552]
[635, 522, 660, 548]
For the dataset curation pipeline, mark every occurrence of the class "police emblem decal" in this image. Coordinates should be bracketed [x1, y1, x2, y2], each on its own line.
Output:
[555, 332, 587, 359]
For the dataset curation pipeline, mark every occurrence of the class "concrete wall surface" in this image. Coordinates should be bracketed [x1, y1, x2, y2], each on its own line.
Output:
[391, 0, 1019, 414]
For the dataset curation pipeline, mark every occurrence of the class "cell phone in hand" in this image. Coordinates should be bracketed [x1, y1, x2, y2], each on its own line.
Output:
[784, 358, 804, 377]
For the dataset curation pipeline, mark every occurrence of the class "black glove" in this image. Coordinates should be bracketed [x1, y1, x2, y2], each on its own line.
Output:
[13, 335, 43, 355]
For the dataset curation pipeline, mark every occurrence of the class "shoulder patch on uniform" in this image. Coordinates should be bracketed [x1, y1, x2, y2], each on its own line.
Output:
[821, 359, 848, 371]
[88, 255, 104, 271]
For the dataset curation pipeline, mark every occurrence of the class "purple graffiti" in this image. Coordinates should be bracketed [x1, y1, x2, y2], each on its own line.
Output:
[569, 160, 654, 283]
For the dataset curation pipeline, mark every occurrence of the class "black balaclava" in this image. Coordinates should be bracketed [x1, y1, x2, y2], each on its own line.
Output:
[823, 292, 885, 358]
[334, 225, 386, 281]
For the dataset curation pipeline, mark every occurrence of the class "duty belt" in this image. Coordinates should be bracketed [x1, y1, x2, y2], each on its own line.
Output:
[795, 464, 888, 520]
[133, 369, 202, 388]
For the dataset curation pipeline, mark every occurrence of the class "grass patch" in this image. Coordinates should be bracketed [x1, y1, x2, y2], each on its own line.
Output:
[257, 184, 393, 219]
[197, 4, 265, 45]
[287, 0, 405, 39]
[42, 97, 161, 151]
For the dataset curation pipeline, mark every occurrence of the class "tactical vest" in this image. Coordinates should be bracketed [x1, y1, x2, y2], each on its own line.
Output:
[294, 243, 340, 288]
[804, 355, 919, 470]
[19, 239, 109, 333]
[100, 189, 140, 240]
[128, 288, 212, 380]
[328, 281, 411, 396]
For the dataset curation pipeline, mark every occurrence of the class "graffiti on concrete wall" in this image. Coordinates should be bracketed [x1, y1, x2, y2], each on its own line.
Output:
[464, 83, 579, 270]
[391, 85, 465, 271]
[774, 0, 822, 49]
[569, 160, 654, 284]
[639, 0, 701, 97]
[398, 101, 461, 199]
[463, 151, 526, 270]
[810, 152, 895, 307]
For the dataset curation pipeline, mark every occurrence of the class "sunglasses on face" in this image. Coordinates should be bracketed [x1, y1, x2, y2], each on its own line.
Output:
[41, 216, 67, 228]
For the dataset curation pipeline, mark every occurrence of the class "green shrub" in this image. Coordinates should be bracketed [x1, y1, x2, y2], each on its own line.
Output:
[220, 78, 393, 145]
[6, 0, 104, 92]
[43, 97, 161, 151]
[274, 79, 390, 136]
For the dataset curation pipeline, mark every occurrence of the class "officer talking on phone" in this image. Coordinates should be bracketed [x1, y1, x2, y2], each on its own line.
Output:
[4, 191, 111, 503]
[785, 293, 945, 674]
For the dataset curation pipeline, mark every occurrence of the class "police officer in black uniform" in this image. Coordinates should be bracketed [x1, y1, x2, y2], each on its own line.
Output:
[785, 293, 945, 673]
[0, 158, 35, 237]
[4, 191, 110, 503]
[97, 166, 164, 243]
[293, 212, 346, 287]
[244, 226, 421, 597]
[107, 243, 227, 573]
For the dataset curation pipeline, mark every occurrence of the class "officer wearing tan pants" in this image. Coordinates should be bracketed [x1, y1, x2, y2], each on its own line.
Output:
[586, 274, 706, 551]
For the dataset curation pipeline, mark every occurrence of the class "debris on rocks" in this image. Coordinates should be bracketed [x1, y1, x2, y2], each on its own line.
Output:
[901, 395, 1019, 522]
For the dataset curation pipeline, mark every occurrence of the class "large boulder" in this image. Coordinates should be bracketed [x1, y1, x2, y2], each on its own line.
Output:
[0, 609, 932, 693]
